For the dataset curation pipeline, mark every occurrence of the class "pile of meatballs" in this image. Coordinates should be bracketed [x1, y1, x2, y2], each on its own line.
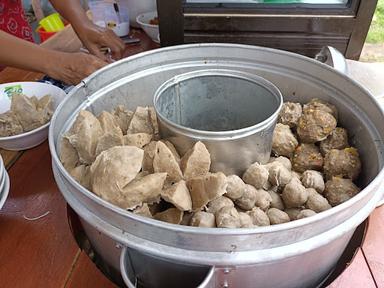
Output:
[60, 98, 362, 228]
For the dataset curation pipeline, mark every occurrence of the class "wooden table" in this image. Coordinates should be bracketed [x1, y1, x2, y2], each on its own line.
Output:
[0, 31, 383, 288]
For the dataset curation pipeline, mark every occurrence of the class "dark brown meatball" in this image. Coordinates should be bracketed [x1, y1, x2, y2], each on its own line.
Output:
[303, 98, 338, 120]
[323, 148, 362, 180]
[324, 177, 360, 206]
[292, 144, 324, 173]
[320, 127, 349, 156]
[278, 102, 303, 128]
[297, 109, 337, 143]
[272, 123, 298, 157]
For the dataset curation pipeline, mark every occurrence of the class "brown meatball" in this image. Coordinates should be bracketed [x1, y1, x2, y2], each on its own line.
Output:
[296, 209, 317, 220]
[267, 208, 290, 225]
[206, 196, 234, 214]
[268, 189, 285, 210]
[235, 184, 257, 211]
[215, 206, 241, 228]
[278, 102, 303, 128]
[306, 192, 331, 212]
[292, 144, 324, 173]
[267, 161, 292, 187]
[301, 170, 325, 193]
[324, 177, 360, 206]
[323, 148, 362, 180]
[242, 162, 269, 189]
[238, 212, 255, 228]
[320, 127, 349, 156]
[303, 98, 338, 120]
[225, 175, 246, 200]
[268, 156, 292, 171]
[282, 177, 309, 208]
[254, 189, 273, 211]
[190, 212, 216, 227]
[306, 188, 319, 197]
[247, 207, 270, 226]
[284, 208, 302, 221]
[272, 123, 299, 157]
[297, 109, 337, 143]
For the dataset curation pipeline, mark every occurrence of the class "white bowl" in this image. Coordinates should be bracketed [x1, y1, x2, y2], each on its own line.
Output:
[0, 171, 10, 210]
[136, 11, 159, 44]
[0, 82, 67, 151]
[126, 0, 157, 28]
[95, 21, 130, 37]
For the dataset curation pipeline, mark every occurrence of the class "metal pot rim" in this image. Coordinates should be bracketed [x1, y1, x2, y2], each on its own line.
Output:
[153, 68, 283, 138]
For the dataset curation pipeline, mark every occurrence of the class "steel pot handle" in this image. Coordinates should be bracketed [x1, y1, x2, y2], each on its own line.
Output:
[315, 46, 348, 75]
[119, 246, 216, 288]
[120, 246, 137, 288]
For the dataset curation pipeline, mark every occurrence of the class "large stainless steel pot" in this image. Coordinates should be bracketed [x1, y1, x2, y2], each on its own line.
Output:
[49, 44, 384, 288]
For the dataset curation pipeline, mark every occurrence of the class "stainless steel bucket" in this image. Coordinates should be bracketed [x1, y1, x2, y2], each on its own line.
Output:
[154, 69, 283, 175]
[49, 44, 384, 288]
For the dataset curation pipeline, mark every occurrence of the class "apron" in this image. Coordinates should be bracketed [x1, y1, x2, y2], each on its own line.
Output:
[0, 0, 34, 42]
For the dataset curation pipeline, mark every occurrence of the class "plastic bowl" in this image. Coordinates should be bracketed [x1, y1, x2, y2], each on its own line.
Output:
[136, 11, 159, 43]
[0, 82, 67, 150]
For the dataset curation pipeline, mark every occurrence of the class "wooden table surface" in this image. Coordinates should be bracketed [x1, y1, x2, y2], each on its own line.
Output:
[0, 31, 383, 288]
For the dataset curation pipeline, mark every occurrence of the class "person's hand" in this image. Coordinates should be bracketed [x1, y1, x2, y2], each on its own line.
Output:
[74, 21, 125, 61]
[44, 51, 107, 85]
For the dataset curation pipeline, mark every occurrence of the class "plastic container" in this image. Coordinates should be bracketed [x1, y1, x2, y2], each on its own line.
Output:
[39, 12, 65, 32]
[36, 26, 56, 42]
[89, 0, 130, 36]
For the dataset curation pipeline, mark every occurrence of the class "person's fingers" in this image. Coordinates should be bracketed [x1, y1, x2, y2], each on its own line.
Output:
[99, 30, 125, 60]
[83, 54, 108, 76]
[108, 40, 123, 60]
[58, 71, 79, 85]
[89, 56, 107, 71]
[86, 44, 109, 62]
[105, 29, 125, 49]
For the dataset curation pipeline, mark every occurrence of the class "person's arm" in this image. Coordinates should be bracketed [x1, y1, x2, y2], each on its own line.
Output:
[0, 30, 106, 85]
[49, 0, 125, 60]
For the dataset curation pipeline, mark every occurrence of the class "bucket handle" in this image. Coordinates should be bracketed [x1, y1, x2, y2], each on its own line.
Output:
[119, 246, 216, 288]
[315, 46, 348, 75]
